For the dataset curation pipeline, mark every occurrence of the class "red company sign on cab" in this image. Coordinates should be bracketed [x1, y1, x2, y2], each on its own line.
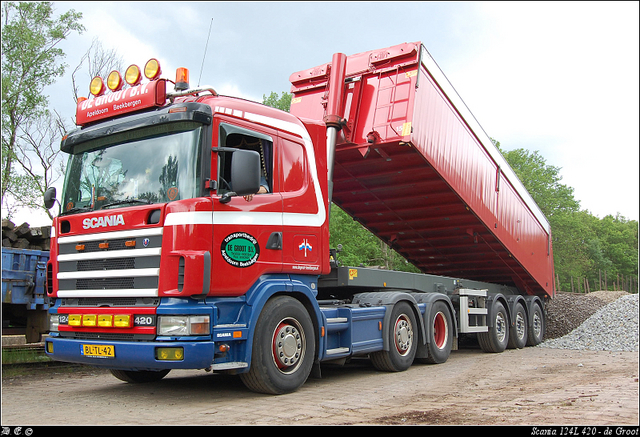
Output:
[76, 79, 167, 126]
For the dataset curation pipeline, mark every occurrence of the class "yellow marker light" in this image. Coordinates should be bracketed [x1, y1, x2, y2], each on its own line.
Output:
[156, 347, 184, 361]
[69, 315, 82, 326]
[90, 76, 105, 96]
[114, 314, 131, 328]
[82, 314, 97, 327]
[124, 240, 136, 248]
[125, 64, 142, 86]
[98, 242, 109, 249]
[75, 244, 85, 251]
[144, 58, 162, 80]
[98, 315, 113, 327]
[107, 70, 123, 91]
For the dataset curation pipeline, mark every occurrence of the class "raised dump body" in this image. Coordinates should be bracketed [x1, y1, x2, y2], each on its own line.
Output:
[290, 42, 555, 298]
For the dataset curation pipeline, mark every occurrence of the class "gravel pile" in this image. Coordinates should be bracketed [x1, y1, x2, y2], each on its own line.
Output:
[539, 292, 638, 352]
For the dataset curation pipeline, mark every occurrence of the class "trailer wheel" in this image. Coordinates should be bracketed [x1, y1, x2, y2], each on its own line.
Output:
[478, 301, 509, 353]
[507, 302, 528, 349]
[427, 301, 453, 363]
[109, 369, 171, 383]
[371, 302, 417, 372]
[240, 296, 315, 395]
[527, 303, 545, 346]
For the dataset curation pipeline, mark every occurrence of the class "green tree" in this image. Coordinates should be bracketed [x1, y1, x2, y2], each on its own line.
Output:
[594, 214, 638, 277]
[495, 140, 638, 292]
[262, 91, 291, 112]
[1, 1, 84, 216]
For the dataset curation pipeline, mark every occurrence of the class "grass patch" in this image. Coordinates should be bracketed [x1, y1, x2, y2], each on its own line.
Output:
[2, 346, 52, 365]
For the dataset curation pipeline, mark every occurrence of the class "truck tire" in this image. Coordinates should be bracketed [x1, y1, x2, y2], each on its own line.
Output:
[418, 300, 453, 364]
[527, 303, 545, 346]
[478, 301, 509, 353]
[109, 369, 171, 383]
[239, 296, 315, 395]
[371, 301, 417, 372]
[507, 302, 528, 349]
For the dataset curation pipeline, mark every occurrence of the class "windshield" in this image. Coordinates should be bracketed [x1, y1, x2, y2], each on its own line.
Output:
[61, 122, 203, 214]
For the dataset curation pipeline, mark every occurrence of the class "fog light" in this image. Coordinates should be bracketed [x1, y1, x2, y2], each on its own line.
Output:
[46, 342, 54, 354]
[114, 315, 131, 328]
[98, 315, 113, 327]
[156, 347, 184, 361]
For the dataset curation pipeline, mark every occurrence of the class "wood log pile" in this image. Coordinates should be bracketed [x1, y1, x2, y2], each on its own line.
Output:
[2, 219, 51, 251]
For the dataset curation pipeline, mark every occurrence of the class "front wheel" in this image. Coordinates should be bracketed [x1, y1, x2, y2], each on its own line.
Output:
[371, 302, 418, 372]
[240, 296, 315, 395]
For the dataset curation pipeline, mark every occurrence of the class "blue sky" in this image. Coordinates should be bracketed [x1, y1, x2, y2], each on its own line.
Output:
[15, 1, 639, 225]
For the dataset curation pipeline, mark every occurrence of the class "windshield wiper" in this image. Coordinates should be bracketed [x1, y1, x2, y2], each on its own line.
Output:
[101, 198, 152, 209]
[59, 206, 93, 216]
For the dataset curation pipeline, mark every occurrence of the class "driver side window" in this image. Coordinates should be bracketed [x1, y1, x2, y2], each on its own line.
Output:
[218, 124, 273, 196]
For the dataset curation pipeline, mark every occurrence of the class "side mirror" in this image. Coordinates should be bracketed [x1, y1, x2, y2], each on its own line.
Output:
[44, 187, 57, 210]
[219, 149, 261, 204]
[230, 149, 260, 196]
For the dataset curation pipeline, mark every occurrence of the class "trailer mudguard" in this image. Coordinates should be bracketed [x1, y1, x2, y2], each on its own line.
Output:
[351, 291, 426, 352]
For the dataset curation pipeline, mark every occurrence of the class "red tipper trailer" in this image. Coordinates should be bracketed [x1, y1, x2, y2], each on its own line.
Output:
[289, 42, 555, 299]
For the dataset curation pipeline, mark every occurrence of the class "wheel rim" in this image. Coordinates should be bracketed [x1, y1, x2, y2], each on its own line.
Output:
[495, 312, 507, 343]
[515, 312, 526, 340]
[271, 317, 305, 374]
[394, 314, 414, 356]
[433, 311, 449, 350]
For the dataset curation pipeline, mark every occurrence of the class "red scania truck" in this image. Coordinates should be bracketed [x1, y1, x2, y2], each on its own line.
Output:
[44, 42, 555, 394]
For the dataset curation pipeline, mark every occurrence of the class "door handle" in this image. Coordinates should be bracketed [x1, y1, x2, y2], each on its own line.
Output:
[266, 232, 282, 250]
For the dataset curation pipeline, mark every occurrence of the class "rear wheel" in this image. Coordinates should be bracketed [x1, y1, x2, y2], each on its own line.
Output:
[109, 369, 171, 383]
[478, 301, 509, 353]
[508, 302, 528, 349]
[240, 296, 315, 394]
[527, 303, 545, 346]
[371, 302, 417, 372]
[417, 301, 453, 364]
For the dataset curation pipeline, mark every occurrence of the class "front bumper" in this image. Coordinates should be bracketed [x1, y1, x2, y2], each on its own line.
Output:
[44, 337, 216, 371]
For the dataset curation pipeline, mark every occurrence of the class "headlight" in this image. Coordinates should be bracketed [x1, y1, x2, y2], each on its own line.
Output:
[157, 315, 210, 336]
[49, 315, 60, 332]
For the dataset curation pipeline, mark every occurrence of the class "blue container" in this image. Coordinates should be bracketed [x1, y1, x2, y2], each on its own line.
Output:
[2, 248, 51, 310]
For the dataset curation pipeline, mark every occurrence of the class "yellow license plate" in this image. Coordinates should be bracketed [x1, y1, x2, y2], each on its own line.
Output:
[81, 344, 115, 358]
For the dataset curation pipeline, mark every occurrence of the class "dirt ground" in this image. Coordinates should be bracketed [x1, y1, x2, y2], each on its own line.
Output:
[2, 346, 638, 426]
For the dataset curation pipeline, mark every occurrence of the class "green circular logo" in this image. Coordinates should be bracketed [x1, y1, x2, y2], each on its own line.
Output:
[221, 232, 260, 268]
